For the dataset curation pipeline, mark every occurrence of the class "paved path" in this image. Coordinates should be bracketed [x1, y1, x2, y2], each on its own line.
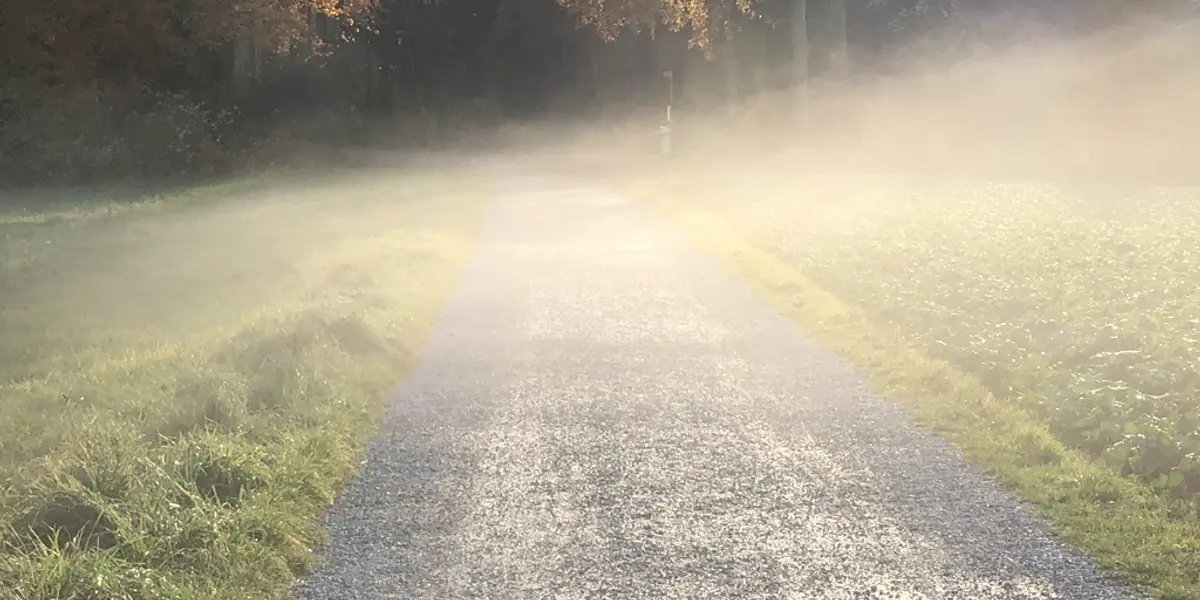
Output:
[296, 174, 1136, 599]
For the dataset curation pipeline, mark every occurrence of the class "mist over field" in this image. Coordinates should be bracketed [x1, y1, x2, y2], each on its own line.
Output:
[3, 1, 1200, 599]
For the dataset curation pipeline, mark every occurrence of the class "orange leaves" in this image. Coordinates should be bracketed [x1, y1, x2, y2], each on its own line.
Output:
[2, 0, 383, 96]
[555, 0, 752, 50]
[186, 0, 377, 51]
[313, 0, 381, 18]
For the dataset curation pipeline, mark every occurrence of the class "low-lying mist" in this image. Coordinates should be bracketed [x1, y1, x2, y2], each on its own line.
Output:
[593, 15, 1200, 591]
[507, 14, 1200, 189]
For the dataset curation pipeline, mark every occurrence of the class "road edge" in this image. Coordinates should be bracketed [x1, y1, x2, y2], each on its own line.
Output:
[625, 177, 1200, 600]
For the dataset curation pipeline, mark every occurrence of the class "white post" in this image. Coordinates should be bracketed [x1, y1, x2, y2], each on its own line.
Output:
[661, 70, 674, 155]
[665, 70, 674, 124]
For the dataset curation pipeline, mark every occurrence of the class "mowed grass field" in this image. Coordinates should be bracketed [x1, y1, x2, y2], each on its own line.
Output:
[0, 168, 483, 600]
[629, 163, 1200, 598]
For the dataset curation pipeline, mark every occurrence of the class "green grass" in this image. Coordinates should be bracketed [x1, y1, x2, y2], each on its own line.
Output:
[0, 168, 484, 600]
[625, 163, 1200, 600]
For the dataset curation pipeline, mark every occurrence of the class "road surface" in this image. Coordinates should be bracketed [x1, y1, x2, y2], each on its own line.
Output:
[296, 174, 1136, 599]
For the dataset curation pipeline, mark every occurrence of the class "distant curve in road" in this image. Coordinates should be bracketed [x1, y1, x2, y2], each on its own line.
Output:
[295, 173, 1138, 600]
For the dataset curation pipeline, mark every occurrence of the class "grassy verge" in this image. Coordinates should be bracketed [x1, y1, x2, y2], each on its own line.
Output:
[625, 167, 1200, 600]
[0, 168, 484, 599]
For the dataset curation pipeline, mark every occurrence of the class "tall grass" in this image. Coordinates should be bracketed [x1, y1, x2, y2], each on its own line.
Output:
[0, 168, 482, 599]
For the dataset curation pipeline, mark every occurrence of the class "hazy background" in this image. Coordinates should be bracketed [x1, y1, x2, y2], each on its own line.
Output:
[4, 0, 1198, 188]
[4, 2, 1200, 598]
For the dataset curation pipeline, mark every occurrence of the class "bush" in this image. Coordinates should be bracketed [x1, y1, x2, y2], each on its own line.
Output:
[120, 93, 235, 178]
[0, 87, 235, 186]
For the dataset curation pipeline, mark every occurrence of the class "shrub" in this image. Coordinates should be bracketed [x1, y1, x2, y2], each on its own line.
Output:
[0, 87, 235, 186]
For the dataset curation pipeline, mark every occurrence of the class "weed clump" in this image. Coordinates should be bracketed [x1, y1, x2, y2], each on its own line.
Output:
[0, 312, 409, 599]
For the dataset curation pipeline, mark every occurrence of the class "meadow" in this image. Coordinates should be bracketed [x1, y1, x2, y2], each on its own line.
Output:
[628, 161, 1200, 597]
[0, 168, 482, 600]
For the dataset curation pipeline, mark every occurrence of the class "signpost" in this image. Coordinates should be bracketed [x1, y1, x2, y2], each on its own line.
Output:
[660, 70, 674, 155]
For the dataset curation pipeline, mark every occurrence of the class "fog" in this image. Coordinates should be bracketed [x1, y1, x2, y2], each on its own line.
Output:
[7, 12, 1198, 360]
[3, 7, 1200, 599]
[490, 14, 1198, 193]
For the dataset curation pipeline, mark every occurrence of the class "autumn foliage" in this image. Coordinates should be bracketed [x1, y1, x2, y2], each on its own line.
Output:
[0, 0, 378, 186]
[555, 0, 752, 50]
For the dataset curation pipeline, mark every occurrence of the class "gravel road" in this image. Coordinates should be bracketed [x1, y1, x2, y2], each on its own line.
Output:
[296, 174, 1138, 599]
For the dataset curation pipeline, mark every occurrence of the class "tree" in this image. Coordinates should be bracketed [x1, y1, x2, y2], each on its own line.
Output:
[0, 0, 380, 105]
[555, 0, 753, 52]
[827, 0, 847, 78]
[792, 0, 808, 118]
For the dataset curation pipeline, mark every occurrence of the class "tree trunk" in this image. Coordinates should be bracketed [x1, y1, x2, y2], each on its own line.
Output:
[746, 25, 769, 95]
[365, 41, 381, 113]
[792, 0, 808, 121]
[232, 30, 256, 99]
[828, 0, 848, 79]
[724, 39, 740, 116]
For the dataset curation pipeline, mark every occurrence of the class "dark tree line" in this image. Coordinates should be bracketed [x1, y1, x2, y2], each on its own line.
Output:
[0, 0, 1181, 187]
